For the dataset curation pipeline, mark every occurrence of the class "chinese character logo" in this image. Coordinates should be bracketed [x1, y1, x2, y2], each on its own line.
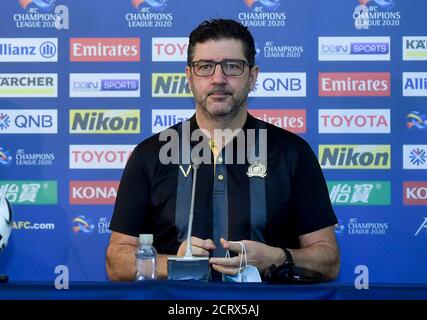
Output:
[72, 215, 95, 234]
[409, 148, 427, 166]
[0, 148, 12, 166]
[131, 0, 167, 11]
[245, 0, 280, 10]
[407, 111, 427, 130]
[19, 0, 56, 12]
[0, 113, 11, 131]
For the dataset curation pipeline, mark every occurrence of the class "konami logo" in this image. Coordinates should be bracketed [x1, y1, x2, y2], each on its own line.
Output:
[403, 181, 427, 205]
[69, 145, 135, 169]
[319, 72, 390, 96]
[152, 37, 188, 62]
[249, 109, 306, 133]
[318, 109, 390, 133]
[69, 181, 119, 205]
[70, 38, 140, 62]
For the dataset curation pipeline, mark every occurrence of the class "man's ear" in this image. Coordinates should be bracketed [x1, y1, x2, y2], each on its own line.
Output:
[185, 66, 193, 92]
[249, 65, 259, 91]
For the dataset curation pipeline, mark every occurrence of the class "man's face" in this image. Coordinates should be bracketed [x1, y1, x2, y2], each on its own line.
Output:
[186, 39, 258, 121]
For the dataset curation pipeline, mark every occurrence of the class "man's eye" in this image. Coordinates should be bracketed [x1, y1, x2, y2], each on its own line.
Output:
[226, 63, 241, 70]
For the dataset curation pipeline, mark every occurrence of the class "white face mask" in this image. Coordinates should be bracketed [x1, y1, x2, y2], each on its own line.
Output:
[222, 241, 262, 283]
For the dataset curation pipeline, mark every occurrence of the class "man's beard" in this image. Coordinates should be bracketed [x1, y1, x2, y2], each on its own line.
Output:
[195, 86, 249, 121]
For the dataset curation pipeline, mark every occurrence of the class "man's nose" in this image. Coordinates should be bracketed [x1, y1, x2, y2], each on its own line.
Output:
[211, 64, 227, 84]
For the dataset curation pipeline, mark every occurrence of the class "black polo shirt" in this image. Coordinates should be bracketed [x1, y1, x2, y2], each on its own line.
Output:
[110, 113, 337, 257]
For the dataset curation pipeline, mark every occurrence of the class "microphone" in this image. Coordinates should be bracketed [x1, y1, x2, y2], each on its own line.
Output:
[167, 158, 210, 281]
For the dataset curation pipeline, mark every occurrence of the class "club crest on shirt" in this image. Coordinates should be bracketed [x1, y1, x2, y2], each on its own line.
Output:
[247, 161, 267, 178]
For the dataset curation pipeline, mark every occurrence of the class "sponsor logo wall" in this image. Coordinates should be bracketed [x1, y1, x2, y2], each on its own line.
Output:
[0, 0, 426, 284]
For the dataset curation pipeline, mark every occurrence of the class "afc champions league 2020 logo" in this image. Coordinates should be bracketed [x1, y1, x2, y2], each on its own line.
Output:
[126, 0, 172, 28]
[19, 0, 55, 12]
[239, 0, 286, 28]
[15, 0, 69, 29]
[354, 0, 399, 30]
[244, 0, 280, 11]
[131, 0, 168, 11]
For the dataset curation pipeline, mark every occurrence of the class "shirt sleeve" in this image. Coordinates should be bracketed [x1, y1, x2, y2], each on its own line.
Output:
[109, 145, 152, 237]
[290, 140, 338, 236]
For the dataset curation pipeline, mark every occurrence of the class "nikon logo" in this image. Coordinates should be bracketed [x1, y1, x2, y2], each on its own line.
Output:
[152, 73, 192, 97]
[70, 109, 140, 134]
[319, 145, 391, 169]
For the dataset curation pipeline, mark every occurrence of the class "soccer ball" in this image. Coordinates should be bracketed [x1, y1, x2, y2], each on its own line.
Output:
[0, 195, 12, 252]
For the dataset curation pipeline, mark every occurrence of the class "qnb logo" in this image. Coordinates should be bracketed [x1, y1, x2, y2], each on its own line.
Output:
[409, 148, 427, 166]
[407, 111, 427, 130]
[244, 0, 281, 10]
[319, 145, 391, 169]
[0, 113, 11, 131]
[0, 110, 57, 134]
[131, 0, 168, 11]
[403, 145, 427, 169]
[19, 0, 56, 12]
[72, 215, 94, 234]
[404, 182, 427, 205]
[249, 73, 306, 97]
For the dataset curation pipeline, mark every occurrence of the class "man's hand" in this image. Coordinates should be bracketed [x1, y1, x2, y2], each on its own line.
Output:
[177, 236, 216, 257]
[209, 238, 285, 275]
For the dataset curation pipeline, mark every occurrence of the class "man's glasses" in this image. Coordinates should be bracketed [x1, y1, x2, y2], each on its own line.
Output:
[189, 59, 250, 77]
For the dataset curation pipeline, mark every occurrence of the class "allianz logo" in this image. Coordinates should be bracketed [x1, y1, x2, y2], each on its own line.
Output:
[0, 41, 56, 58]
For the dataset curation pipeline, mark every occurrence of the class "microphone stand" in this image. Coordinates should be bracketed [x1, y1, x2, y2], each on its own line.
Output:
[167, 162, 210, 281]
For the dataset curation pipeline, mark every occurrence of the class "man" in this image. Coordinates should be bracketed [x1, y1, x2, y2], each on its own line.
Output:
[106, 18, 340, 281]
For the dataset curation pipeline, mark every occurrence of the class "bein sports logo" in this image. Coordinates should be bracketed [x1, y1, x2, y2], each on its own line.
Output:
[72, 215, 94, 234]
[0, 147, 13, 166]
[406, 111, 427, 130]
[0, 113, 11, 131]
[358, 0, 395, 11]
[131, 0, 167, 11]
[245, 0, 280, 10]
[19, 0, 56, 12]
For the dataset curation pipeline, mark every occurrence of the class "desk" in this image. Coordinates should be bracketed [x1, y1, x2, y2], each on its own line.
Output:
[1, 281, 427, 300]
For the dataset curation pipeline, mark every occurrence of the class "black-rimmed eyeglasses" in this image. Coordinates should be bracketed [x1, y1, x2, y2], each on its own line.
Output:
[189, 59, 251, 77]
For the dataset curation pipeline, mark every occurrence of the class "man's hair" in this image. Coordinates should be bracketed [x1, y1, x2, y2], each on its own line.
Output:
[187, 18, 256, 67]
